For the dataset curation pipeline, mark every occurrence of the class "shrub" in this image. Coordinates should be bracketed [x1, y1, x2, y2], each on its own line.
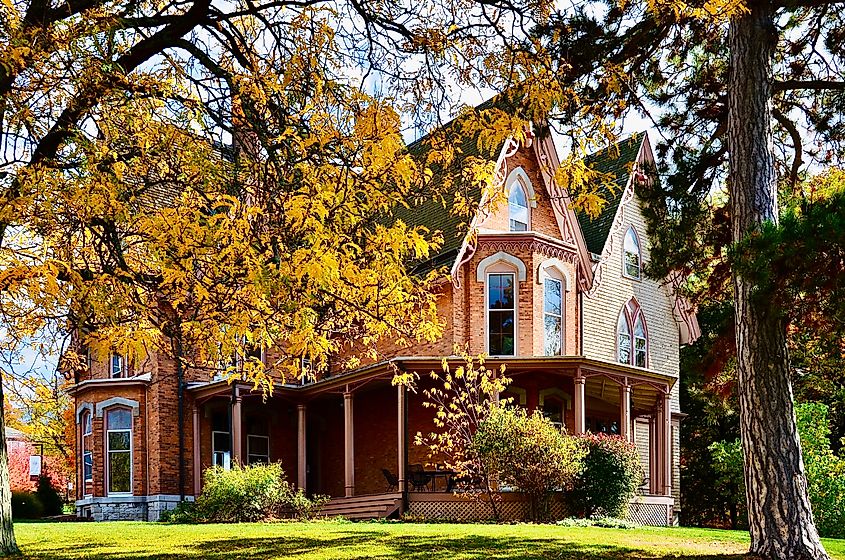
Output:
[473, 406, 585, 521]
[36, 475, 64, 516]
[569, 433, 643, 519]
[163, 462, 328, 523]
[11, 491, 43, 519]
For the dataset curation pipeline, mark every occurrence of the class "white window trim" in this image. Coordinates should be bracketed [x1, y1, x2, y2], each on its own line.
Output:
[212, 430, 232, 470]
[247, 434, 270, 464]
[504, 167, 538, 208]
[543, 277, 564, 356]
[105, 408, 133, 497]
[476, 252, 527, 282]
[110, 353, 126, 378]
[485, 271, 517, 357]
[622, 226, 643, 280]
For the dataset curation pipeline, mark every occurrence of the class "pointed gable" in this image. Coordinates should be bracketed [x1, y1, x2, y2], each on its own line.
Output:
[574, 134, 644, 255]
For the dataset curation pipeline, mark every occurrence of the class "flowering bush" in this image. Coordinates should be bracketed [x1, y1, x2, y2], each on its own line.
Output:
[569, 433, 643, 519]
[473, 406, 585, 521]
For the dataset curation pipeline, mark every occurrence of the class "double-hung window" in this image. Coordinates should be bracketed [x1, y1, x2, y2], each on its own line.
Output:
[623, 227, 642, 279]
[110, 354, 125, 378]
[106, 408, 132, 494]
[617, 299, 648, 367]
[543, 278, 563, 356]
[81, 411, 93, 488]
[508, 184, 530, 231]
[487, 273, 516, 356]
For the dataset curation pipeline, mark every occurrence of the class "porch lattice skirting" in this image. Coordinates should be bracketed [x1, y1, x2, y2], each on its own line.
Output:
[405, 492, 674, 526]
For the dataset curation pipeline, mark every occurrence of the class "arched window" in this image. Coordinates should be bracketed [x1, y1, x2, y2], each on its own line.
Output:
[623, 227, 641, 279]
[617, 299, 648, 367]
[81, 411, 93, 489]
[478, 252, 526, 357]
[508, 183, 529, 231]
[106, 408, 132, 495]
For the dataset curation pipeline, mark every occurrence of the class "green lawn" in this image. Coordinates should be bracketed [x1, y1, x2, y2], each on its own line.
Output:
[12, 521, 845, 559]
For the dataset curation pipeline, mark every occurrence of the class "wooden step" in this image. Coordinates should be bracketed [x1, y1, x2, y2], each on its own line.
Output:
[319, 494, 403, 520]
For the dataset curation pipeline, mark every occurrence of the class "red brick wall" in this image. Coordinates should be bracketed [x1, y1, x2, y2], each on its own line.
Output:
[352, 384, 398, 495]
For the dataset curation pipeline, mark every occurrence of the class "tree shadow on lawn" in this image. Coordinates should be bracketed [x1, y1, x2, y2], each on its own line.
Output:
[21, 529, 748, 560]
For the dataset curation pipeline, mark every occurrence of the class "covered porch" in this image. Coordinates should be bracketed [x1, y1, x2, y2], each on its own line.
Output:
[186, 355, 677, 523]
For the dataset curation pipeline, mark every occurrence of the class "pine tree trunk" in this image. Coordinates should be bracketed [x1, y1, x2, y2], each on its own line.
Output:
[0, 374, 20, 556]
[728, 4, 829, 559]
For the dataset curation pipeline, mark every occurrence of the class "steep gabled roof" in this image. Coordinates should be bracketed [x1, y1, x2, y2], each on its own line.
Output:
[393, 104, 511, 271]
[574, 134, 644, 255]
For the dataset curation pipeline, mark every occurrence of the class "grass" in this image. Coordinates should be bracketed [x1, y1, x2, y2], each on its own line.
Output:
[11, 520, 845, 559]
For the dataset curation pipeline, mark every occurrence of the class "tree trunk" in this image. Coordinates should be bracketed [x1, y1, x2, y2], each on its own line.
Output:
[0, 374, 20, 555]
[728, 4, 829, 559]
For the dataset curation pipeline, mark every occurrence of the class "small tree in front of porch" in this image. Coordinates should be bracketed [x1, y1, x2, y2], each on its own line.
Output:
[413, 351, 510, 521]
[473, 407, 585, 522]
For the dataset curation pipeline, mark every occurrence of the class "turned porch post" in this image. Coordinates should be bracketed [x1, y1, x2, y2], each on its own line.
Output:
[619, 382, 632, 442]
[574, 370, 586, 434]
[192, 404, 201, 495]
[663, 390, 673, 497]
[397, 384, 406, 493]
[344, 390, 355, 497]
[231, 390, 243, 466]
[297, 404, 307, 492]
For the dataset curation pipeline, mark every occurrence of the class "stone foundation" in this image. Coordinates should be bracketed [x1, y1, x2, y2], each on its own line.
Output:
[76, 495, 193, 521]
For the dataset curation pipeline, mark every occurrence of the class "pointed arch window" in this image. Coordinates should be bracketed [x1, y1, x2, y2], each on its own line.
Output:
[508, 183, 529, 231]
[617, 299, 648, 367]
[623, 227, 641, 279]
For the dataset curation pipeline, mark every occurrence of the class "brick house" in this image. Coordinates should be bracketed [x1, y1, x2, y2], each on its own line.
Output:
[68, 125, 699, 523]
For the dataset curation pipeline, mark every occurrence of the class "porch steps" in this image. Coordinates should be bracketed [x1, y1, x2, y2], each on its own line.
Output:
[320, 493, 403, 520]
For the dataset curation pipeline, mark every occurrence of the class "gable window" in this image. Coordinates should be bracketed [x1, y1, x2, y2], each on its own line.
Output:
[543, 278, 563, 356]
[106, 408, 132, 495]
[623, 227, 641, 279]
[508, 183, 529, 231]
[81, 411, 93, 488]
[617, 299, 648, 367]
[110, 354, 125, 378]
[487, 273, 516, 356]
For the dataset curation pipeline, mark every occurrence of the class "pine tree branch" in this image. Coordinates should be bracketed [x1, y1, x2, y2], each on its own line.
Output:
[773, 79, 845, 91]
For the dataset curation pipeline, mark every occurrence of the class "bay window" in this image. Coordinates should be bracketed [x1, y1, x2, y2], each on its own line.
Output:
[106, 408, 132, 494]
[487, 273, 515, 356]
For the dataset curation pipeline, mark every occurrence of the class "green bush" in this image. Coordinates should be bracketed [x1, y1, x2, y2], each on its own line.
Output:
[162, 462, 328, 523]
[569, 433, 643, 519]
[36, 475, 64, 516]
[796, 403, 845, 539]
[473, 406, 585, 521]
[11, 490, 44, 519]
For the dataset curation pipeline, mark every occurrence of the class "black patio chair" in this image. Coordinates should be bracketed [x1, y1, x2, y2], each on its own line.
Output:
[408, 464, 432, 492]
[382, 468, 399, 492]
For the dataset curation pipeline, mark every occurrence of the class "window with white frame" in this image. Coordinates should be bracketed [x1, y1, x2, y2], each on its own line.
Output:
[211, 410, 231, 469]
[623, 226, 642, 279]
[110, 353, 125, 378]
[543, 277, 563, 356]
[617, 299, 648, 367]
[508, 183, 529, 231]
[487, 273, 516, 356]
[106, 408, 132, 494]
[81, 411, 93, 486]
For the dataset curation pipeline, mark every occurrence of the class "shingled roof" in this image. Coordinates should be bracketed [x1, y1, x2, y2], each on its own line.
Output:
[574, 134, 644, 255]
[394, 103, 512, 272]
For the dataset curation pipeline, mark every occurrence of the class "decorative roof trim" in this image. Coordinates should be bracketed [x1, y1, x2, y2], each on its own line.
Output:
[584, 133, 648, 298]
[476, 251, 527, 282]
[95, 397, 140, 418]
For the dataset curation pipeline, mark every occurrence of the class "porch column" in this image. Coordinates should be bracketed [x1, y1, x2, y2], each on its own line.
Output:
[662, 389, 673, 497]
[397, 384, 406, 493]
[619, 382, 632, 442]
[650, 411, 659, 495]
[192, 404, 201, 495]
[232, 391, 243, 466]
[574, 371, 586, 434]
[344, 391, 355, 497]
[297, 404, 307, 492]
